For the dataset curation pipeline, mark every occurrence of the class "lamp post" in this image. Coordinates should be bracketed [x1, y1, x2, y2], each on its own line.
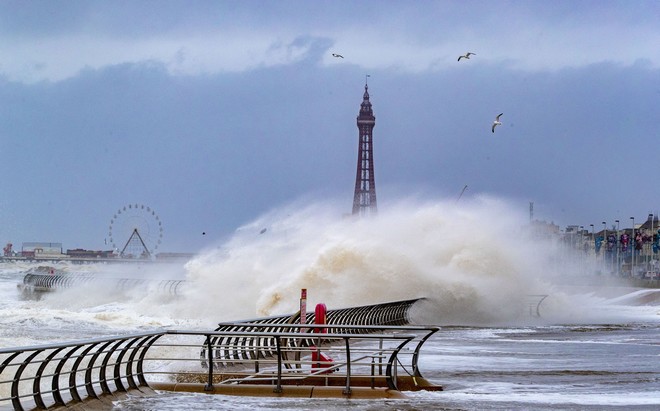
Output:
[590, 224, 595, 257]
[615, 220, 620, 276]
[630, 216, 635, 277]
[580, 226, 585, 272]
[649, 214, 654, 274]
[602, 221, 607, 270]
[650, 214, 655, 233]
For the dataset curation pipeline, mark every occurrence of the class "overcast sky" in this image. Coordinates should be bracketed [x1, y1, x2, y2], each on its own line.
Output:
[0, 1, 659, 253]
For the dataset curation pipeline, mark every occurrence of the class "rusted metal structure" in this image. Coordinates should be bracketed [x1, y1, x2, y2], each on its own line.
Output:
[352, 81, 377, 216]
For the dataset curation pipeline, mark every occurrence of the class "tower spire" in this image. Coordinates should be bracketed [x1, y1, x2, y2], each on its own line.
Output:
[352, 81, 377, 216]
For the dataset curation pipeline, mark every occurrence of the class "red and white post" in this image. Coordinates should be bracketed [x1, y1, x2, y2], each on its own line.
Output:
[300, 288, 307, 333]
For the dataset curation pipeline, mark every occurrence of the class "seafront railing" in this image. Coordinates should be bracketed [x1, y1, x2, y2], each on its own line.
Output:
[18, 272, 186, 299]
[0, 324, 440, 410]
[199, 323, 438, 378]
[0, 331, 163, 411]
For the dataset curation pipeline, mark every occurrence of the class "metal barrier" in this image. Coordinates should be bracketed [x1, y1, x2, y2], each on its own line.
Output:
[200, 299, 422, 372]
[162, 326, 438, 392]
[18, 273, 186, 298]
[202, 323, 438, 379]
[0, 325, 440, 410]
[0, 331, 163, 411]
[213, 299, 420, 333]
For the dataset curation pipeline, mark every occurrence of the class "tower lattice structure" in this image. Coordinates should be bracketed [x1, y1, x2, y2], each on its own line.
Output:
[352, 83, 377, 216]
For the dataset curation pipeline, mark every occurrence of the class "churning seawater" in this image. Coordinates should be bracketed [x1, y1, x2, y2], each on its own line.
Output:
[1, 198, 659, 410]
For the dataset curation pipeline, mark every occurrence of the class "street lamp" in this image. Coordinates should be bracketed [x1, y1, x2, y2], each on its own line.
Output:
[590, 224, 595, 256]
[602, 221, 607, 269]
[649, 214, 654, 274]
[615, 220, 620, 275]
[649, 213, 654, 239]
[630, 216, 635, 277]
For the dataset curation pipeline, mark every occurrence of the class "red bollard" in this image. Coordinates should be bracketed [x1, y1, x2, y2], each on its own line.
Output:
[311, 303, 334, 373]
[314, 303, 327, 334]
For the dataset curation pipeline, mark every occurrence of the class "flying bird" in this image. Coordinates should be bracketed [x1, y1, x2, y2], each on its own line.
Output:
[456, 184, 468, 203]
[457, 52, 476, 61]
[332, 53, 344, 58]
[492, 113, 503, 133]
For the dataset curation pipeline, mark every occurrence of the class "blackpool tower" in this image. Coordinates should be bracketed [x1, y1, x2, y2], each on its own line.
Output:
[352, 82, 377, 216]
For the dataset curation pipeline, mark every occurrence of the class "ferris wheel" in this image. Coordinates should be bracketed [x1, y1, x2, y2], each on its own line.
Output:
[108, 203, 163, 258]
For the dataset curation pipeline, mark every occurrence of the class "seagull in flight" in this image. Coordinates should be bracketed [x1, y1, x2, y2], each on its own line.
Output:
[492, 113, 503, 133]
[332, 53, 344, 58]
[458, 52, 476, 61]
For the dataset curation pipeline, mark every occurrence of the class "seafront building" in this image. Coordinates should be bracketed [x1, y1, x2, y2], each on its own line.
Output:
[531, 214, 660, 280]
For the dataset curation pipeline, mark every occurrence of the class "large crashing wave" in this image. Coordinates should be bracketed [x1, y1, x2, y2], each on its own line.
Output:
[181, 195, 586, 325]
[6, 195, 655, 341]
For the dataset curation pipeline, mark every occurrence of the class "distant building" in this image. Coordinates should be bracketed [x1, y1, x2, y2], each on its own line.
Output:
[638, 214, 658, 233]
[66, 248, 116, 259]
[21, 242, 66, 259]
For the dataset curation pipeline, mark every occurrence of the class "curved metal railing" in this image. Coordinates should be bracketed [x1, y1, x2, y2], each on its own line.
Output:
[0, 331, 163, 411]
[0, 324, 439, 410]
[18, 273, 186, 298]
[525, 294, 549, 317]
[205, 323, 439, 379]
[214, 298, 420, 333]
[204, 298, 422, 369]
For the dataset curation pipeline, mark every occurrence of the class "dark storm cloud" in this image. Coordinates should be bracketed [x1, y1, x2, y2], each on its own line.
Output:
[0, 1, 658, 252]
[1, 52, 658, 251]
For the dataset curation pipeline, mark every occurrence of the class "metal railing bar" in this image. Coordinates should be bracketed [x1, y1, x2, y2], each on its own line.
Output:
[411, 326, 439, 378]
[99, 339, 128, 395]
[204, 334, 213, 391]
[114, 338, 142, 392]
[32, 346, 64, 409]
[274, 336, 282, 393]
[85, 340, 113, 399]
[69, 343, 99, 402]
[343, 337, 352, 395]
[0, 331, 165, 354]
[214, 323, 438, 332]
[167, 330, 418, 341]
[136, 334, 163, 387]
[142, 346, 393, 362]
[51, 344, 82, 406]
[12, 349, 46, 411]
[384, 336, 415, 390]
